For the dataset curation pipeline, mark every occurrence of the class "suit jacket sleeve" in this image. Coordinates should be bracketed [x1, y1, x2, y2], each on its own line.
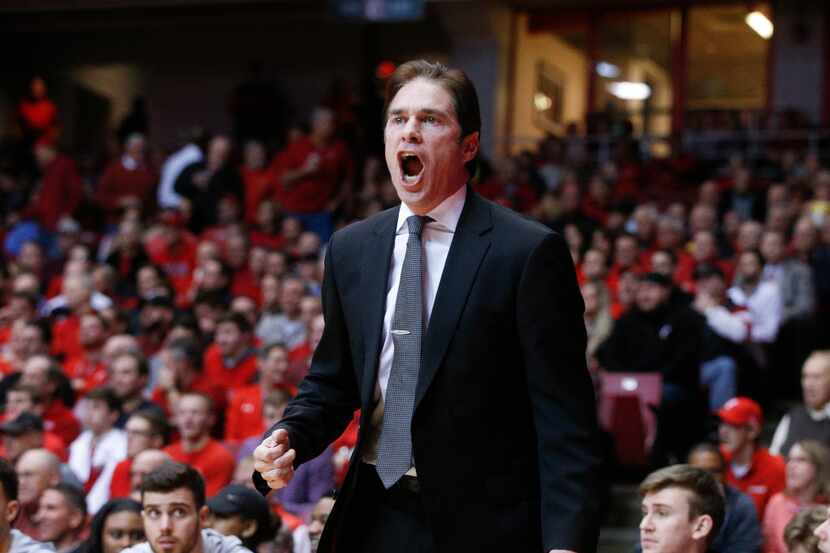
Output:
[254, 236, 360, 495]
[516, 233, 602, 553]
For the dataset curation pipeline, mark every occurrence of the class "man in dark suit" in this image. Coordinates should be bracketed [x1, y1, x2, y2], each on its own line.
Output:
[253, 60, 601, 553]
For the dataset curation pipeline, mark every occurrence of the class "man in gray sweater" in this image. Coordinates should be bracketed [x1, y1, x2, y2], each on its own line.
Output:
[121, 462, 252, 553]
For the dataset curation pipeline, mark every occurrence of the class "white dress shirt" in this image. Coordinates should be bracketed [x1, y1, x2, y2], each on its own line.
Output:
[68, 427, 127, 514]
[362, 185, 467, 472]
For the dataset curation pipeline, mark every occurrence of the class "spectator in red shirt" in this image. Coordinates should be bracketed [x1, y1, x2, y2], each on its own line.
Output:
[110, 409, 169, 500]
[164, 393, 234, 497]
[145, 209, 198, 303]
[240, 140, 277, 225]
[273, 106, 353, 241]
[20, 355, 80, 445]
[18, 76, 59, 147]
[24, 143, 83, 231]
[136, 294, 176, 359]
[248, 201, 284, 251]
[64, 312, 110, 397]
[96, 133, 158, 219]
[718, 397, 786, 519]
[50, 272, 101, 363]
[151, 337, 225, 420]
[0, 411, 67, 464]
[607, 233, 644, 289]
[225, 342, 295, 443]
[203, 313, 258, 391]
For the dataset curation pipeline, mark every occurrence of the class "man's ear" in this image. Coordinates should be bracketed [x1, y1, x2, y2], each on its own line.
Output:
[461, 132, 479, 164]
[6, 499, 19, 525]
[241, 519, 258, 539]
[690, 514, 713, 541]
[199, 505, 210, 527]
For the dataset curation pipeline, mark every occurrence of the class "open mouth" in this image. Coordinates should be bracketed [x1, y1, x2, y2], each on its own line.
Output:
[399, 153, 424, 184]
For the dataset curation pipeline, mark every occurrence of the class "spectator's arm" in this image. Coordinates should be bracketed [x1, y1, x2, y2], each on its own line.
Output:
[750, 285, 783, 343]
[704, 305, 749, 342]
[769, 415, 790, 456]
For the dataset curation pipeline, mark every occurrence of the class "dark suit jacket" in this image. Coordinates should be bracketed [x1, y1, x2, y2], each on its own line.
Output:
[254, 188, 601, 553]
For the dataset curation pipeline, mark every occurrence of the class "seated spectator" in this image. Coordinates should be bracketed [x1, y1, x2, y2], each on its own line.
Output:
[728, 250, 783, 360]
[717, 397, 786, 519]
[691, 264, 743, 410]
[127, 450, 171, 502]
[597, 272, 707, 463]
[687, 442, 762, 553]
[78, 498, 144, 553]
[1, 412, 67, 464]
[763, 440, 830, 553]
[207, 484, 278, 551]
[203, 313, 258, 391]
[68, 387, 127, 513]
[96, 133, 157, 218]
[122, 461, 254, 553]
[257, 276, 307, 352]
[581, 281, 613, 372]
[19, 356, 80, 445]
[135, 294, 177, 359]
[761, 230, 816, 322]
[784, 505, 826, 553]
[35, 484, 87, 553]
[237, 390, 291, 460]
[151, 338, 224, 418]
[64, 312, 109, 396]
[23, 143, 83, 231]
[0, 458, 54, 553]
[225, 343, 295, 443]
[108, 352, 159, 428]
[174, 135, 243, 234]
[772, 352, 830, 456]
[15, 449, 62, 538]
[639, 464, 725, 553]
[307, 496, 334, 553]
[163, 393, 234, 496]
[145, 210, 198, 303]
[110, 410, 169, 500]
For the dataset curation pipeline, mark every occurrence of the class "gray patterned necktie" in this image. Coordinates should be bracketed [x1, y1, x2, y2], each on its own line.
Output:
[376, 214, 430, 489]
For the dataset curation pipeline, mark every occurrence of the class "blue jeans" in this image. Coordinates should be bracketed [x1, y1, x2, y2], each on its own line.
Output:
[700, 356, 737, 411]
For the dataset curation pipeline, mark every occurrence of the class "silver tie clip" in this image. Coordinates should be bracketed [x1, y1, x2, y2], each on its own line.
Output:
[390, 329, 411, 335]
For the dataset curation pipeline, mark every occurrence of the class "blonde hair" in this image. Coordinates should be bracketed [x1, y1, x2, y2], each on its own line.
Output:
[784, 506, 828, 553]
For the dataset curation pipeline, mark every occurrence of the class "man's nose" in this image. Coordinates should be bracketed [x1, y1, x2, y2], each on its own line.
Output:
[639, 514, 652, 531]
[402, 118, 421, 143]
[159, 513, 173, 531]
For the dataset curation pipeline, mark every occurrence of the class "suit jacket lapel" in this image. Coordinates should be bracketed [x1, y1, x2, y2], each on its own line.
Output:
[415, 189, 492, 408]
[359, 206, 398, 408]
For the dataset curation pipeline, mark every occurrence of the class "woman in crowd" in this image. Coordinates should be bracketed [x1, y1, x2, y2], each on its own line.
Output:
[785, 506, 827, 553]
[79, 498, 144, 553]
[764, 440, 830, 553]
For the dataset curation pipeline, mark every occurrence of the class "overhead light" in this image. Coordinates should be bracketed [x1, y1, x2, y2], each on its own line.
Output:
[745, 11, 773, 39]
[534, 92, 553, 111]
[596, 62, 620, 79]
[607, 81, 651, 101]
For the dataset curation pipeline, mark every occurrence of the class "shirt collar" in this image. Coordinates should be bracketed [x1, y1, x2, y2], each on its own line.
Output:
[807, 403, 830, 420]
[396, 184, 467, 234]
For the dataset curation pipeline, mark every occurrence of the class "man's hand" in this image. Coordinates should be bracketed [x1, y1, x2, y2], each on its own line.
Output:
[253, 428, 296, 490]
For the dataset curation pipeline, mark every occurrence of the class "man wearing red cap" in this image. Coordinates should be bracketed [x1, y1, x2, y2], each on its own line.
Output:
[717, 396, 785, 519]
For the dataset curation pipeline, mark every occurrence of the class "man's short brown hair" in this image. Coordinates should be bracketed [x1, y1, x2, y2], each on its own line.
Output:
[639, 464, 725, 546]
[383, 59, 481, 176]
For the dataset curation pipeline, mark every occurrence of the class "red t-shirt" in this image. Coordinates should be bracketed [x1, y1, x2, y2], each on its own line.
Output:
[146, 233, 198, 302]
[164, 439, 234, 497]
[97, 161, 158, 214]
[273, 137, 352, 213]
[23, 155, 83, 230]
[723, 446, 786, 519]
[224, 383, 298, 443]
[202, 344, 259, 391]
[110, 458, 132, 498]
[42, 399, 81, 446]
[241, 167, 278, 224]
[51, 315, 82, 362]
[63, 351, 107, 396]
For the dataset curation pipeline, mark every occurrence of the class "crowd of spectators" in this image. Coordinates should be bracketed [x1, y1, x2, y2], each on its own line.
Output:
[2, 71, 830, 553]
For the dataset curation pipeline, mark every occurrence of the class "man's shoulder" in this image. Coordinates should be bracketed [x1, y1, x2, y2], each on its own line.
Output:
[201, 528, 253, 553]
[121, 543, 153, 553]
[9, 529, 55, 553]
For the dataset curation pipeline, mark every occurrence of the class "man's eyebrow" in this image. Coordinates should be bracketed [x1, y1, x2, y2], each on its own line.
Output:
[388, 108, 450, 117]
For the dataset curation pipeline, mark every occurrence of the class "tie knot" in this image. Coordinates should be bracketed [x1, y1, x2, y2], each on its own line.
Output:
[406, 215, 430, 237]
